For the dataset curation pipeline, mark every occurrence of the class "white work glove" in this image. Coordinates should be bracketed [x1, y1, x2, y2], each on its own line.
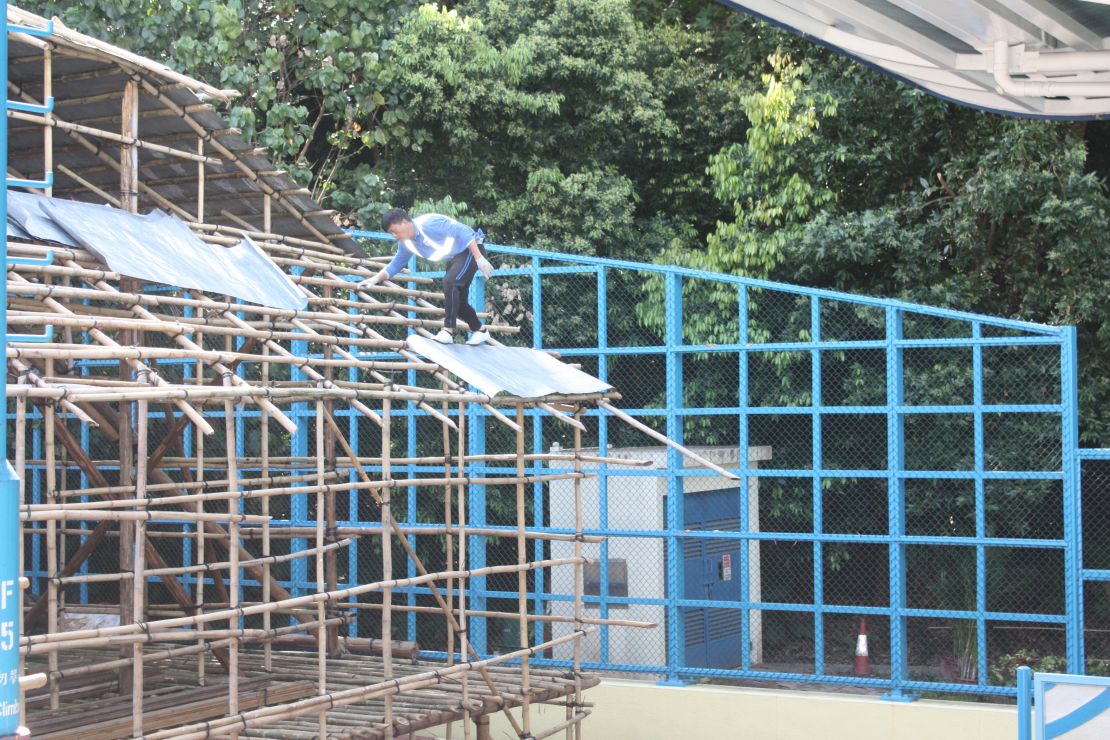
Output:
[475, 257, 494, 279]
[357, 271, 385, 289]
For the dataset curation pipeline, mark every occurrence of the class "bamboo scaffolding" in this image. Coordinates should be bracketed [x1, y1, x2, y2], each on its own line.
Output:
[4, 18, 683, 739]
[145, 628, 595, 740]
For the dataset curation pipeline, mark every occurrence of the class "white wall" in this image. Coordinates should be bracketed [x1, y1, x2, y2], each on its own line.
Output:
[430, 679, 1023, 740]
[547, 445, 770, 669]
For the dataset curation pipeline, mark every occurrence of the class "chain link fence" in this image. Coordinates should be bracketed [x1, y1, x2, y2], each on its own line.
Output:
[18, 234, 1110, 698]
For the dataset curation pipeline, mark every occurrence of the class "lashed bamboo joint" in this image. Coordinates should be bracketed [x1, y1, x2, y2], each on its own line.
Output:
[0, 6, 709, 739]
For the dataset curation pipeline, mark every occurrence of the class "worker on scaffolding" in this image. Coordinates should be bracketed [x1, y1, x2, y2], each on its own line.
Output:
[359, 208, 493, 345]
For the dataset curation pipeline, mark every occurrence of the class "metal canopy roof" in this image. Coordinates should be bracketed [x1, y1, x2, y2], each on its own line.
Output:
[720, 0, 1110, 119]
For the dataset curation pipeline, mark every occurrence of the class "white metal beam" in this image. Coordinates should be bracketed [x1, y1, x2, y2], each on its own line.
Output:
[974, 0, 1105, 50]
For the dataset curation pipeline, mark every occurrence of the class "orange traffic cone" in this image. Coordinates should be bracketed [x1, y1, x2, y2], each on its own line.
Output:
[853, 617, 871, 676]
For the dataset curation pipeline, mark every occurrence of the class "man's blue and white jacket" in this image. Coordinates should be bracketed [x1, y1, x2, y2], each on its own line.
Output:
[383, 213, 479, 279]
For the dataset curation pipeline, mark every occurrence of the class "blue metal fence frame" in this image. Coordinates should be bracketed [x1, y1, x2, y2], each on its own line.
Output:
[15, 226, 1101, 700]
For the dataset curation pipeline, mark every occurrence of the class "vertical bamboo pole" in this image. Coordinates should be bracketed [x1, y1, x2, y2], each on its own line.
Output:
[457, 401, 470, 740]
[43, 360, 58, 709]
[196, 138, 205, 222]
[441, 385, 454, 740]
[570, 408, 584, 740]
[223, 381, 239, 717]
[261, 344, 271, 672]
[516, 403, 531, 734]
[131, 399, 148, 738]
[381, 397, 394, 740]
[194, 335, 206, 686]
[315, 399, 327, 738]
[119, 78, 138, 213]
[113, 372, 133, 692]
[323, 286, 339, 656]
[263, 194, 271, 234]
[118, 75, 139, 697]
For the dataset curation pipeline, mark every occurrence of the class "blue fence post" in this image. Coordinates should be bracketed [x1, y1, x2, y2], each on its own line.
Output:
[811, 297, 825, 677]
[972, 322, 988, 687]
[596, 266, 611, 662]
[738, 285, 751, 672]
[531, 256, 545, 649]
[1017, 666, 1033, 740]
[1062, 326, 1082, 672]
[884, 307, 911, 701]
[467, 274, 488, 655]
[659, 272, 686, 685]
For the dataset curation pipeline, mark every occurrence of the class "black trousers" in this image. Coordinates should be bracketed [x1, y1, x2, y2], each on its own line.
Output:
[443, 246, 484, 332]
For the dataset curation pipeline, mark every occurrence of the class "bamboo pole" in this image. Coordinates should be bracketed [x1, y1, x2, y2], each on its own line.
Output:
[5, 107, 221, 165]
[381, 397, 394, 740]
[315, 398, 327, 737]
[331, 602, 655, 629]
[442, 386, 455, 740]
[7, 311, 407, 351]
[571, 409, 584, 740]
[25, 472, 590, 519]
[54, 539, 353, 584]
[261, 343, 272, 672]
[224, 380, 240, 718]
[20, 509, 269, 523]
[597, 400, 740, 480]
[195, 426, 207, 686]
[53, 470, 341, 499]
[43, 359, 59, 709]
[37, 617, 352, 683]
[516, 402, 531, 736]
[197, 136, 204, 222]
[7, 344, 435, 372]
[63, 451, 649, 473]
[120, 76, 138, 213]
[61, 540, 352, 585]
[457, 401, 470, 740]
[132, 399, 148, 738]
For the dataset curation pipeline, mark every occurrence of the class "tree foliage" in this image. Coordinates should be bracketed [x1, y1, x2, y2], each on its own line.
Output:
[22, 0, 1110, 443]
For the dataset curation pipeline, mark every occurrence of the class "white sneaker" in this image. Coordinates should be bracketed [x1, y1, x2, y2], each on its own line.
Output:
[465, 329, 491, 346]
[432, 328, 454, 344]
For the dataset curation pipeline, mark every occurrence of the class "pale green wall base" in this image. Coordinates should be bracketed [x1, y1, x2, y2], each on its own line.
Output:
[428, 678, 1021, 740]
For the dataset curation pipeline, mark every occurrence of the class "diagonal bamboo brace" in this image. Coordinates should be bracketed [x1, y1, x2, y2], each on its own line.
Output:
[8, 271, 214, 434]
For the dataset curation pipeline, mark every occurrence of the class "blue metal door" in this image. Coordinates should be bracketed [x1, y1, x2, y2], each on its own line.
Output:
[684, 486, 743, 669]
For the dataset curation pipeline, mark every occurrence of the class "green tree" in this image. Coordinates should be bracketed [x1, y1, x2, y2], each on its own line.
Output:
[28, 0, 419, 210]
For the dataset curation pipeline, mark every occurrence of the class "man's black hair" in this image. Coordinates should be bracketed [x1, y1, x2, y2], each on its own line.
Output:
[382, 208, 410, 231]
